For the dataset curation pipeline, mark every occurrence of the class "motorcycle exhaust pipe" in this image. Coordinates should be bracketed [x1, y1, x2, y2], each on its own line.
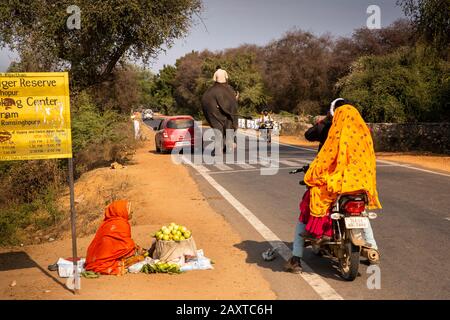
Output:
[361, 247, 380, 264]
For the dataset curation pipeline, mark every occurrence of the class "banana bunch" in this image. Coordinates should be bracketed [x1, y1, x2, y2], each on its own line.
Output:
[81, 270, 100, 278]
[141, 262, 181, 274]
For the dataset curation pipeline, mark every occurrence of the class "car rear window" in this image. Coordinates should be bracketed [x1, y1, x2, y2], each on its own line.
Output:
[167, 119, 194, 129]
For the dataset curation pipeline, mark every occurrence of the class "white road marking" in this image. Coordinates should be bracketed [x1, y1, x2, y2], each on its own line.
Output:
[289, 158, 311, 164]
[193, 165, 210, 172]
[239, 130, 317, 152]
[235, 163, 255, 169]
[376, 159, 450, 178]
[445, 218, 450, 221]
[183, 157, 344, 300]
[207, 166, 299, 175]
[214, 163, 233, 171]
[279, 159, 304, 167]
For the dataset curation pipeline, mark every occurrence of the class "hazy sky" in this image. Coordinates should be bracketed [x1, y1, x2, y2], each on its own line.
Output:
[0, 0, 406, 73]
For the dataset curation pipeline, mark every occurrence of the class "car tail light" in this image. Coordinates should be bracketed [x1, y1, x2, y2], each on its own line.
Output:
[343, 201, 365, 215]
[163, 131, 169, 138]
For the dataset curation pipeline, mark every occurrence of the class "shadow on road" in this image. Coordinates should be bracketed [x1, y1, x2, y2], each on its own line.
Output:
[234, 240, 292, 273]
[234, 240, 364, 282]
[0, 251, 71, 293]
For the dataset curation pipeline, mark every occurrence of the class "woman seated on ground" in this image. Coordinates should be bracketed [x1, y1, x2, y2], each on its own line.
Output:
[85, 200, 144, 275]
[286, 101, 382, 273]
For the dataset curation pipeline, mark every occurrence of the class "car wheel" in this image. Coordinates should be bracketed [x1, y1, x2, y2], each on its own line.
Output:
[155, 139, 161, 153]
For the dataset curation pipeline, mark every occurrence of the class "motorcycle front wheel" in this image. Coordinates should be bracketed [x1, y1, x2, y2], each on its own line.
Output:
[339, 241, 360, 281]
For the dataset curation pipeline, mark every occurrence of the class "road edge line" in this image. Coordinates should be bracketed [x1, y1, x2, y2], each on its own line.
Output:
[183, 156, 344, 300]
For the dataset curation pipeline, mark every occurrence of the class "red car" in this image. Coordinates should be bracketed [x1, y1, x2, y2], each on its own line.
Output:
[154, 116, 196, 153]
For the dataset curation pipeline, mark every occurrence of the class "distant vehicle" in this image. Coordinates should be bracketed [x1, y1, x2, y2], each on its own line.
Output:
[154, 115, 198, 153]
[142, 109, 154, 120]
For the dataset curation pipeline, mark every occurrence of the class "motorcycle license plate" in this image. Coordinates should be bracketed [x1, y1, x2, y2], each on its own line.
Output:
[344, 217, 370, 229]
[175, 141, 191, 147]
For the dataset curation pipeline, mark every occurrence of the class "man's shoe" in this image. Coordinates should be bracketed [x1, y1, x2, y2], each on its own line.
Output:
[285, 256, 302, 274]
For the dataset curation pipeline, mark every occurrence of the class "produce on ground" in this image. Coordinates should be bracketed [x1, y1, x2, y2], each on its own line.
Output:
[153, 222, 192, 242]
[81, 270, 100, 278]
[141, 261, 181, 274]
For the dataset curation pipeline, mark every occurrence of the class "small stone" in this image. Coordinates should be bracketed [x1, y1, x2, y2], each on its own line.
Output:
[10, 281, 16, 287]
[49, 238, 55, 242]
[44, 290, 51, 293]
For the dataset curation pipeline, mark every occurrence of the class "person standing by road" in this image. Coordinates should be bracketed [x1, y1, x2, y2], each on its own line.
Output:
[131, 110, 141, 140]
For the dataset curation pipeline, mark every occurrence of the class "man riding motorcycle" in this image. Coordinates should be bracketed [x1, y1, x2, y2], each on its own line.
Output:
[259, 109, 274, 143]
[285, 98, 381, 274]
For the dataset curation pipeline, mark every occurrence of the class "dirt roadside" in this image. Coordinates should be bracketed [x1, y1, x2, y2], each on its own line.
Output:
[277, 135, 450, 173]
[0, 124, 276, 300]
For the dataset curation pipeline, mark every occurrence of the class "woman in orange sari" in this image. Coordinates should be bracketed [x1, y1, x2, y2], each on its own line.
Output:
[286, 99, 382, 273]
[85, 200, 137, 275]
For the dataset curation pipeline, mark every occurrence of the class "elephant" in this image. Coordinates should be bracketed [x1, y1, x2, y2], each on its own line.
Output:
[201, 83, 239, 153]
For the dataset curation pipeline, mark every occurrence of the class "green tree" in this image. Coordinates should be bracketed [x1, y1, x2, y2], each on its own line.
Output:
[0, 0, 202, 90]
[201, 50, 267, 115]
[398, 0, 450, 55]
[261, 30, 334, 114]
[150, 65, 177, 114]
[337, 46, 450, 123]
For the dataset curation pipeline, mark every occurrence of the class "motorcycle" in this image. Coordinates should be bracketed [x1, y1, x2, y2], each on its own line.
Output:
[259, 120, 274, 143]
[290, 165, 380, 281]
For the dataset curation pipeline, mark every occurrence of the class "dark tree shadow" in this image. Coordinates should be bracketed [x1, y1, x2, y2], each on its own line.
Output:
[0, 251, 72, 293]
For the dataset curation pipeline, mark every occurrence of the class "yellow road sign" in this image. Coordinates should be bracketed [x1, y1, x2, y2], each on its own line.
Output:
[0, 72, 72, 160]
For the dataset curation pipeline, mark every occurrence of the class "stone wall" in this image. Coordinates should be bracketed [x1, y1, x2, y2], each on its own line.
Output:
[367, 123, 450, 154]
[277, 121, 450, 154]
[279, 122, 311, 136]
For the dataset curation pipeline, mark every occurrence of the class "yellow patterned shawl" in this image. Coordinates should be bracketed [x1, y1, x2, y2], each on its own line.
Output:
[304, 104, 382, 217]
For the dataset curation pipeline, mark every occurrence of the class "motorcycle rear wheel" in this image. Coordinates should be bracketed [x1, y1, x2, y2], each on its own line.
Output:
[339, 242, 360, 281]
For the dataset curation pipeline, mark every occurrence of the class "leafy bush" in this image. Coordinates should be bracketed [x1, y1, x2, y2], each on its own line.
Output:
[0, 177, 63, 246]
[337, 46, 450, 123]
[71, 92, 137, 175]
[0, 91, 137, 245]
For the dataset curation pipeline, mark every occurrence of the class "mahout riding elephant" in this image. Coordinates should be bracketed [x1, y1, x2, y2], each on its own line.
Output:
[201, 83, 239, 153]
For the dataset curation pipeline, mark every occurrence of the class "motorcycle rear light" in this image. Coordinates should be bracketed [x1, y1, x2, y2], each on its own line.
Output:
[343, 201, 365, 215]
[331, 213, 343, 220]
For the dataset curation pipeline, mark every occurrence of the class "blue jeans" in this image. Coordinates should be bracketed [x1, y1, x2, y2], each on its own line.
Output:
[292, 221, 306, 258]
[291, 220, 378, 258]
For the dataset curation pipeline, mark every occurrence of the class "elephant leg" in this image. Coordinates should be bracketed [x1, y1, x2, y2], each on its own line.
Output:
[224, 119, 236, 153]
[207, 110, 225, 156]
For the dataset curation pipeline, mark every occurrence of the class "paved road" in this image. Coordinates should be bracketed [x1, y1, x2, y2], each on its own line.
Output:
[145, 119, 450, 300]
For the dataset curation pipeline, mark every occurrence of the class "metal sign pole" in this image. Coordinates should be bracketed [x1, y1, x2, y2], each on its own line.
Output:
[68, 157, 80, 294]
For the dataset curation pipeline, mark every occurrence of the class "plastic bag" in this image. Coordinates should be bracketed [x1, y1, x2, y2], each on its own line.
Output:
[57, 258, 85, 278]
[128, 257, 154, 273]
[180, 249, 213, 272]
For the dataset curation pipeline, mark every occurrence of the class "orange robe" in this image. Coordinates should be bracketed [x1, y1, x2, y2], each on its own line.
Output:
[304, 105, 382, 217]
[85, 200, 136, 275]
